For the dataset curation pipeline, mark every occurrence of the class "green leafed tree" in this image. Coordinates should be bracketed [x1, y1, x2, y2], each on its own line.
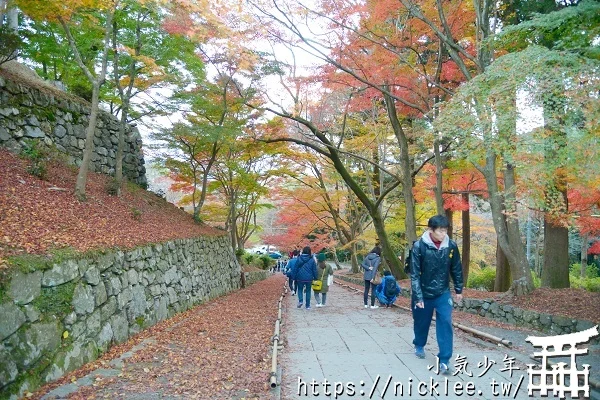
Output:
[494, 0, 600, 288]
[154, 67, 255, 221]
[108, 0, 206, 195]
[18, 0, 116, 200]
[435, 45, 600, 294]
[208, 138, 277, 252]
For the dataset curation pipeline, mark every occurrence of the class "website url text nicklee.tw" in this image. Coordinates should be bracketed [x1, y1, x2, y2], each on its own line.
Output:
[297, 374, 524, 398]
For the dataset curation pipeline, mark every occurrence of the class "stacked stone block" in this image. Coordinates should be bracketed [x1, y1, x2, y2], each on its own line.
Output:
[0, 235, 242, 399]
[0, 74, 147, 187]
[457, 298, 597, 340]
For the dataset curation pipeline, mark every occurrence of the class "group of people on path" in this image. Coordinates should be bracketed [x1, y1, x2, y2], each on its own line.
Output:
[281, 214, 463, 375]
[360, 214, 464, 375]
[284, 247, 333, 309]
[270, 258, 286, 273]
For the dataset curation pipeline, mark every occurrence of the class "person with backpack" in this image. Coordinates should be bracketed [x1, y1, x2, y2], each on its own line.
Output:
[409, 215, 464, 375]
[293, 246, 318, 309]
[313, 252, 334, 307]
[286, 250, 300, 295]
[375, 271, 401, 307]
[361, 246, 382, 309]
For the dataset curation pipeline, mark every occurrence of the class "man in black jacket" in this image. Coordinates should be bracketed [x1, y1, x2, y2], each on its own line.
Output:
[409, 215, 464, 375]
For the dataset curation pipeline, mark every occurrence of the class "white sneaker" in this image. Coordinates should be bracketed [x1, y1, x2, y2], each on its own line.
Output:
[316, 303, 322, 307]
[440, 363, 450, 375]
[364, 305, 369, 308]
[370, 305, 379, 309]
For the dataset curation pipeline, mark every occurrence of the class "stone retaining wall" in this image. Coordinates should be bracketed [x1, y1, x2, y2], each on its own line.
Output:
[0, 73, 146, 186]
[334, 275, 597, 342]
[457, 298, 598, 343]
[0, 235, 241, 399]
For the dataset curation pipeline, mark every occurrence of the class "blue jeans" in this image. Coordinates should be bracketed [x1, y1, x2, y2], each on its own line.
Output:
[297, 281, 312, 308]
[288, 277, 296, 292]
[314, 292, 327, 305]
[412, 291, 453, 365]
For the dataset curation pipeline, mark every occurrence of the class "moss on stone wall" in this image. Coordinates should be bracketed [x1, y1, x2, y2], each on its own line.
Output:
[0, 236, 244, 399]
[32, 281, 76, 318]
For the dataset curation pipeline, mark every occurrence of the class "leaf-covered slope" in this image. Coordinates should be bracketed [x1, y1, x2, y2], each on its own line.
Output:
[0, 149, 224, 267]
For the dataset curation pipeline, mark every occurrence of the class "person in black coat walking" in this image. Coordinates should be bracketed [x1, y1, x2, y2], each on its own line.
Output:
[409, 215, 464, 375]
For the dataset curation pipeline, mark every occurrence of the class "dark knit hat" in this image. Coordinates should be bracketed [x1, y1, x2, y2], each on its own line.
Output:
[317, 253, 326, 262]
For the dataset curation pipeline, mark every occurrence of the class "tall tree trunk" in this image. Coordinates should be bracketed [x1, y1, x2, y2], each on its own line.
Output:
[461, 193, 471, 284]
[190, 163, 200, 221]
[0, 0, 6, 29]
[230, 216, 238, 251]
[115, 106, 128, 195]
[236, 235, 244, 255]
[112, 12, 141, 196]
[494, 242, 511, 292]
[481, 153, 533, 295]
[42, 61, 48, 80]
[62, 10, 114, 200]
[75, 81, 101, 200]
[526, 210, 532, 264]
[541, 89, 570, 288]
[196, 143, 219, 216]
[229, 190, 238, 251]
[581, 232, 589, 278]
[350, 242, 359, 273]
[193, 202, 201, 222]
[542, 218, 570, 288]
[445, 209, 454, 240]
[433, 138, 444, 215]
[503, 162, 534, 294]
[535, 220, 544, 277]
[383, 90, 417, 244]
[372, 209, 403, 278]
[240, 270, 246, 288]
[331, 246, 342, 271]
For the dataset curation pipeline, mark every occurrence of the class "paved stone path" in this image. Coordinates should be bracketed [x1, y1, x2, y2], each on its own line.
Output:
[279, 281, 542, 400]
[34, 272, 599, 400]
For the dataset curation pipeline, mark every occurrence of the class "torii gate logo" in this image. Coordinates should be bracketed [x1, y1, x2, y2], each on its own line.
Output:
[526, 325, 599, 398]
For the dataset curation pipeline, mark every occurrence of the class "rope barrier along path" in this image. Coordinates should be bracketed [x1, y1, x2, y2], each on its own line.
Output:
[270, 283, 287, 389]
[332, 279, 512, 348]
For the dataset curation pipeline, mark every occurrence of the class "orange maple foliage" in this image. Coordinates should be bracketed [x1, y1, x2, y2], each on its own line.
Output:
[314, 0, 475, 120]
[414, 163, 488, 210]
[261, 193, 335, 254]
